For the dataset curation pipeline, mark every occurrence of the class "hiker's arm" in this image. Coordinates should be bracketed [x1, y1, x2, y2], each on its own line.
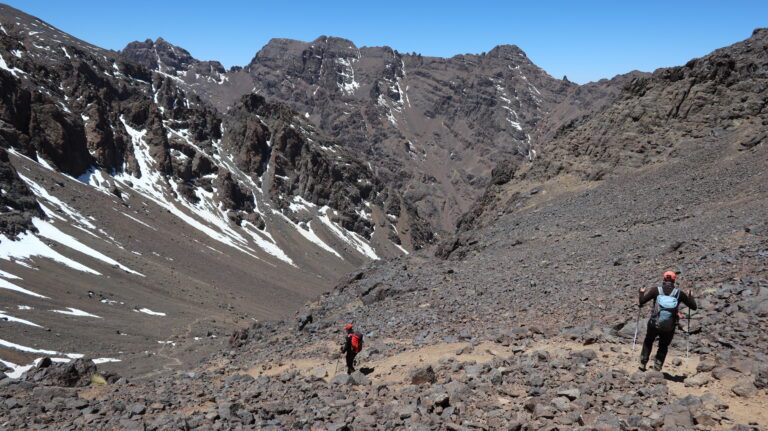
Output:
[638, 286, 657, 306]
[681, 290, 697, 310]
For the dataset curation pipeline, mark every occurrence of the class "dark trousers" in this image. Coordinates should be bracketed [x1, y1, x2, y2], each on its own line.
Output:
[640, 320, 675, 369]
[345, 351, 357, 374]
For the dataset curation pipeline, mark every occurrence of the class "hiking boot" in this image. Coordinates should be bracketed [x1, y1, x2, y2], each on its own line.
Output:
[638, 364, 647, 372]
[653, 359, 663, 371]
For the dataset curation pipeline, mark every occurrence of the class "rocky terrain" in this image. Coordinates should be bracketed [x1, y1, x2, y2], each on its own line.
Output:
[122, 36, 576, 233]
[0, 2, 767, 430]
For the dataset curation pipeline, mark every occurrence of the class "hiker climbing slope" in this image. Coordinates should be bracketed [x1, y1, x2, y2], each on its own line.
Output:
[340, 323, 363, 374]
[638, 271, 697, 371]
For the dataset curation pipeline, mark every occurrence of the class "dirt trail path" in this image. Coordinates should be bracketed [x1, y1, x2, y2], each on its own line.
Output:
[244, 340, 517, 382]
[242, 337, 766, 428]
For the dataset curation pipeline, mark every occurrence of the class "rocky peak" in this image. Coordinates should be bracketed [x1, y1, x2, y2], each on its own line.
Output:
[248, 35, 361, 77]
[486, 44, 528, 60]
[122, 37, 225, 76]
[312, 35, 359, 52]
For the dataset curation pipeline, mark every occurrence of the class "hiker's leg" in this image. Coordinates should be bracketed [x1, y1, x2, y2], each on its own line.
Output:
[654, 330, 675, 370]
[640, 322, 657, 367]
[345, 352, 355, 374]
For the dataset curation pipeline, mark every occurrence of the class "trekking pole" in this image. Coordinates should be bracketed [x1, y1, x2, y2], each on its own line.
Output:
[632, 304, 642, 351]
[686, 290, 691, 359]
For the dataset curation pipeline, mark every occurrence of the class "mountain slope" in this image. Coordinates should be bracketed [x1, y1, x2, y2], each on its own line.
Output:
[455, 28, 768, 234]
[0, 3, 429, 377]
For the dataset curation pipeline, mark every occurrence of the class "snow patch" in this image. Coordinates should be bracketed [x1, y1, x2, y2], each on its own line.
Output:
[0, 338, 61, 356]
[394, 242, 409, 255]
[51, 307, 101, 318]
[336, 57, 360, 95]
[0, 269, 21, 280]
[18, 172, 97, 229]
[92, 358, 121, 364]
[273, 210, 342, 259]
[288, 195, 316, 213]
[32, 219, 143, 276]
[242, 223, 295, 266]
[0, 229, 99, 278]
[0, 54, 25, 77]
[121, 213, 157, 231]
[35, 153, 56, 171]
[0, 311, 42, 328]
[317, 207, 378, 260]
[0, 359, 35, 379]
[135, 308, 166, 316]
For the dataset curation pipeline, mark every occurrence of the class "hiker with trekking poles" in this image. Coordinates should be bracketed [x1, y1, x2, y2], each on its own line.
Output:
[339, 323, 363, 375]
[634, 271, 697, 371]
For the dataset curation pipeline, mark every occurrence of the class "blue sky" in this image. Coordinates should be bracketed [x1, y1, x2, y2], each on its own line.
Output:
[7, 1, 767, 83]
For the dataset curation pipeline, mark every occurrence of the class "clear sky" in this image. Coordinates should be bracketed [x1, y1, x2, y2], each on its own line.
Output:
[6, 1, 767, 83]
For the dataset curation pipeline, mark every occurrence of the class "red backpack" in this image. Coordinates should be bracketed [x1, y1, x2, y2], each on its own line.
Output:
[350, 333, 363, 353]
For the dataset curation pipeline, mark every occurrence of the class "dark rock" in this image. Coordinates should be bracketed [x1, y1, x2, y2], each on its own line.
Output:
[573, 349, 597, 362]
[311, 367, 328, 381]
[411, 366, 437, 385]
[3, 398, 21, 409]
[428, 392, 450, 409]
[663, 407, 694, 429]
[697, 359, 717, 373]
[330, 373, 353, 386]
[533, 404, 555, 419]
[229, 328, 249, 348]
[685, 373, 710, 388]
[218, 402, 242, 420]
[32, 386, 77, 401]
[551, 396, 571, 412]
[130, 404, 147, 415]
[731, 382, 757, 398]
[297, 313, 313, 330]
[557, 388, 581, 400]
[349, 370, 371, 386]
[64, 398, 88, 409]
[712, 367, 742, 380]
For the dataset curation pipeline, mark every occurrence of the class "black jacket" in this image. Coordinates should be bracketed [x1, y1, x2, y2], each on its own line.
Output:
[341, 333, 354, 354]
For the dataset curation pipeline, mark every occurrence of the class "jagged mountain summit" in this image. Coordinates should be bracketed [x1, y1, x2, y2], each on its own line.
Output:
[122, 35, 576, 232]
[0, 3, 429, 376]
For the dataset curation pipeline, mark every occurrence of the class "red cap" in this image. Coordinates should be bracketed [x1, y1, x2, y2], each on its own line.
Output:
[663, 271, 676, 282]
[344, 324, 353, 330]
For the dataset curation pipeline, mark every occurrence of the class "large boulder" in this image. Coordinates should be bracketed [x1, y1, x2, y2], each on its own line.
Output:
[410, 366, 437, 385]
[23, 358, 103, 387]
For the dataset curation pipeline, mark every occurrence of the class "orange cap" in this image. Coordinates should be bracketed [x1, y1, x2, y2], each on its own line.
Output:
[344, 324, 353, 330]
[663, 271, 676, 282]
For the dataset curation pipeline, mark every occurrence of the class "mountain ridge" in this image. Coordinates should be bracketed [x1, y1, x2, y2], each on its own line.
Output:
[122, 33, 576, 233]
